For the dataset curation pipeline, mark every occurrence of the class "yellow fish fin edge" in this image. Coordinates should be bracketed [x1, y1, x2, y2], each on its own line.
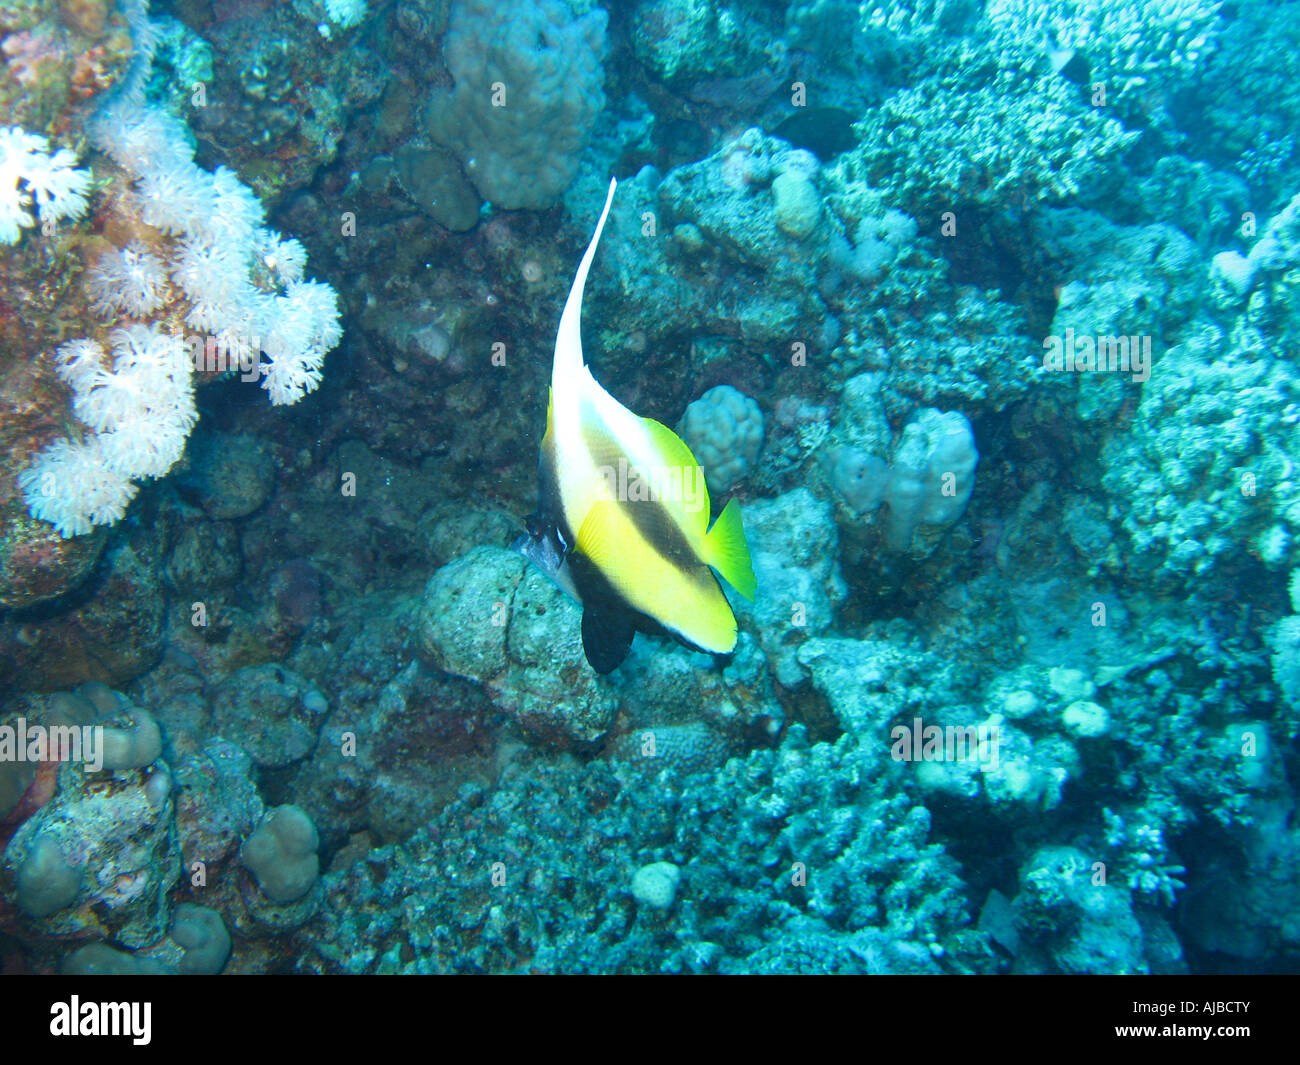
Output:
[639, 416, 711, 530]
[703, 497, 757, 601]
[640, 415, 703, 472]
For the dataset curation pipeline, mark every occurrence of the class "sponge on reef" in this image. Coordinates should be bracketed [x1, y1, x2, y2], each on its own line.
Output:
[15, 833, 81, 918]
[424, 0, 607, 209]
[828, 408, 978, 553]
[240, 804, 320, 904]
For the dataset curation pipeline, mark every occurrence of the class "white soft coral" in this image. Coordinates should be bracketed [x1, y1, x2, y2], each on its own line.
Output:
[86, 241, 172, 317]
[0, 126, 91, 244]
[18, 438, 139, 539]
[21, 325, 198, 536]
[52, 338, 107, 392]
[259, 280, 340, 405]
[323, 0, 368, 29]
[19, 46, 345, 538]
[73, 324, 197, 451]
[137, 157, 215, 235]
[91, 98, 341, 407]
[256, 230, 308, 285]
[89, 95, 190, 174]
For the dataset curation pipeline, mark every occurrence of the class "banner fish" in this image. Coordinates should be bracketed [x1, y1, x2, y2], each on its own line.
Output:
[516, 177, 756, 674]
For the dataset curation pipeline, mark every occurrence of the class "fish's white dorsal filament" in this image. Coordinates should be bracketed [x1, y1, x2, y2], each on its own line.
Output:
[553, 177, 618, 390]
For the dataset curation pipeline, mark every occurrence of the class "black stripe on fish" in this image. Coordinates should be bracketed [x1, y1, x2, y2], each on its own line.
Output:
[577, 417, 709, 579]
[567, 551, 718, 669]
[620, 496, 712, 586]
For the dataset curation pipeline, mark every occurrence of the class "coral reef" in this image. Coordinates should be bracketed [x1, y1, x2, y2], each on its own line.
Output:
[301, 723, 983, 974]
[2, 0, 1297, 979]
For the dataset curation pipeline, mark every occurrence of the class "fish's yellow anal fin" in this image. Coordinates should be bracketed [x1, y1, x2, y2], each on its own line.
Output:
[639, 416, 711, 532]
[703, 497, 756, 601]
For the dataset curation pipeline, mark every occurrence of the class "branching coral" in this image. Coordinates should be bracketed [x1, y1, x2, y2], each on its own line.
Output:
[986, 0, 1222, 109]
[851, 71, 1138, 214]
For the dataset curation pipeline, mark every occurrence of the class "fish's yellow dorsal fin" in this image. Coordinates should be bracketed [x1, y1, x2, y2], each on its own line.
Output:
[702, 497, 757, 601]
[639, 416, 710, 531]
[554, 177, 618, 391]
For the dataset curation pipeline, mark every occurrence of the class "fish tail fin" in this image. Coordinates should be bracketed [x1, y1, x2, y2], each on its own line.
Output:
[554, 176, 618, 388]
[703, 497, 756, 601]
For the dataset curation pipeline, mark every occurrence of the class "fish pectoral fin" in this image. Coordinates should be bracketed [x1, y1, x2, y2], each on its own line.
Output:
[574, 499, 623, 572]
[581, 602, 636, 674]
[703, 497, 757, 601]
